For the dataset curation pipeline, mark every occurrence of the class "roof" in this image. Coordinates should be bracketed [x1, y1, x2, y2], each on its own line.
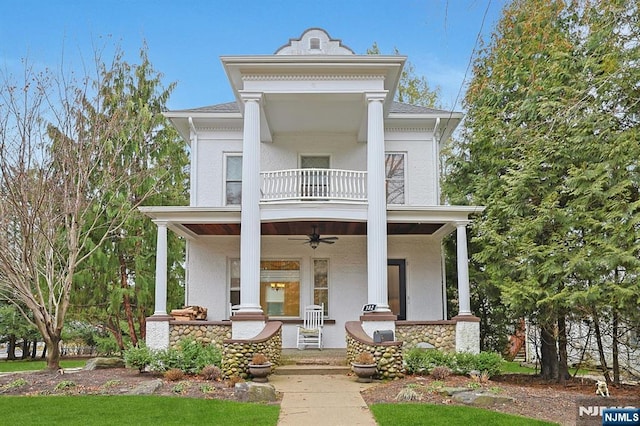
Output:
[168, 101, 453, 115]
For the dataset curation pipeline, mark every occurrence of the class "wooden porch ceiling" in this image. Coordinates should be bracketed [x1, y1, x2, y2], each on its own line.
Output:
[183, 221, 443, 236]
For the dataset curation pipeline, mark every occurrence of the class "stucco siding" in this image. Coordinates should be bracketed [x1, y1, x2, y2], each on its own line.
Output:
[388, 235, 445, 321]
[184, 234, 444, 348]
[385, 132, 438, 206]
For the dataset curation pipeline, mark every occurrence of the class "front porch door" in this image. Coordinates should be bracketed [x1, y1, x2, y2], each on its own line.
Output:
[387, 259, 406, 320]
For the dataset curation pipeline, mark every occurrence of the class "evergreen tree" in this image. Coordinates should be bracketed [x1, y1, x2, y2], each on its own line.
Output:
[444, 0, 640, 381]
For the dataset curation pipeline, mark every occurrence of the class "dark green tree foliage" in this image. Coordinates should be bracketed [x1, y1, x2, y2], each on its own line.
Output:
[444, 0, 640, 381]
[71, 46, 188, 349]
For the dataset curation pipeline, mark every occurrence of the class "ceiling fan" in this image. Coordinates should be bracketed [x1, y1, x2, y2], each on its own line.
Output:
[289, 225, 338, 249]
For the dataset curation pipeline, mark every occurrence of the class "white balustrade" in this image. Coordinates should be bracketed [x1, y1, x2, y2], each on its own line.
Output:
[260, 169, 367, 202]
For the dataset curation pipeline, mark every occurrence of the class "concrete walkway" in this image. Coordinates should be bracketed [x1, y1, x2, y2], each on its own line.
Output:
[269, 374, 378, 426]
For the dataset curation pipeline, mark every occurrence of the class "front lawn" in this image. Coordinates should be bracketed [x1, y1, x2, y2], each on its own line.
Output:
[370, 403, 558, 425]
[0, 396, 280, 426]
[0, 359, 87, 372]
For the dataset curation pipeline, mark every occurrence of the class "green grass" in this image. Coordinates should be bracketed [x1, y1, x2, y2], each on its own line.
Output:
[501, 361, 537, 374]
[0, 396, 280, 426]
[370, 403, 558, 426]
[500, 361, 594, 376]
[0, 359, 87, 372]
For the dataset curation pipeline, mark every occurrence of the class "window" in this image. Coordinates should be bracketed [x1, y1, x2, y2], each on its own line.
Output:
[230, 259, 301, 317]
[310, 37, 320, 50]
[385, 153, 405, 204]
[225, 154, 242, 205]
[230, 259, 241, 306]
[313, 259, 329, 316]
[260, 260, 300, 316]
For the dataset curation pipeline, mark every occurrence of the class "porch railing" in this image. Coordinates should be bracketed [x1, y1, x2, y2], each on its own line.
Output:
[260, 168, 367, 202]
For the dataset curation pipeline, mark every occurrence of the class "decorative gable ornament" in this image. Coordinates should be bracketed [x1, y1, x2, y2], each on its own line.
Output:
[274, 27, 355, 56]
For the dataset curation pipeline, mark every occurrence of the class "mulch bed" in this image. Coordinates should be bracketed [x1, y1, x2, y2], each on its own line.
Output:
[1, 366, 638, 426]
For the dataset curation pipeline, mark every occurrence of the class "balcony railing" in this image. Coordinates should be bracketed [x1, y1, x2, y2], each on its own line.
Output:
[260, 168, 367, 202]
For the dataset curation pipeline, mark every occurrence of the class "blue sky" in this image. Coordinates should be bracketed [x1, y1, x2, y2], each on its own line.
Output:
[2, 0, 508, 111]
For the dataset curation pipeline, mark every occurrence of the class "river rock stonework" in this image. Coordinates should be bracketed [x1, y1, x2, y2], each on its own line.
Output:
[222, 330, 282, 379]
[169, 322, 231, 350]
[346, 336, 404, 380]
[395, 322, 456, 352]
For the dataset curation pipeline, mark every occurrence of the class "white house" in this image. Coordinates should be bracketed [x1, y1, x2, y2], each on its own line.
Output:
[142, 28, 483, 353]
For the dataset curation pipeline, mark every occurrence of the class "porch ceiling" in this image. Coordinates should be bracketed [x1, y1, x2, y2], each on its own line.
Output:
[182, 221, 444, 236]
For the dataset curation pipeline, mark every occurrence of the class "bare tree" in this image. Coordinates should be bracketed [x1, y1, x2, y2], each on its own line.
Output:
[0, 50, 163, 370]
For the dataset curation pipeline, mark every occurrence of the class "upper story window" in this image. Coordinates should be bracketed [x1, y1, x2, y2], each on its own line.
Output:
[385, 153, 405, 204]
[309, 37, 321, 50]
[225, 154, 242, 205]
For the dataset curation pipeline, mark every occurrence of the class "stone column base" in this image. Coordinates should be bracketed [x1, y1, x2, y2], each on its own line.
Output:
[453, 315, 480, 354]
[231, 313, 267, 340]
[360, 312, 397, 340]
[146, 315, 172, 350]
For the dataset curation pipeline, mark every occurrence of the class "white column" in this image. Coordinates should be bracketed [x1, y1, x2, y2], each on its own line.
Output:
[239, 93, 263, 314]
[366, 92, 390, 313]
[456, 221, 472, 315]
[153, 220, 168, 316]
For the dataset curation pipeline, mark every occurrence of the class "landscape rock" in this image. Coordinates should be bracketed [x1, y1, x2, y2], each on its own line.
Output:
[452, 390, 515, 406]
[128, 379, 163, 395]
[83, 357, 125, 370]
[234, 382, 277, 402]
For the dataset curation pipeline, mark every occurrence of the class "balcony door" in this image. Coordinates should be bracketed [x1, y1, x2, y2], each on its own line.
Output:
[300, 155, 330, 199]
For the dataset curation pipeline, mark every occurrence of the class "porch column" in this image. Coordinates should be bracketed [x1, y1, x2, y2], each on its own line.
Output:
[152, 220, 168, 316]
[366, 92, 390, 313]
[147, 220, 170, 351]
[456, 221, 472, 315]
[238, 92, 263, 316]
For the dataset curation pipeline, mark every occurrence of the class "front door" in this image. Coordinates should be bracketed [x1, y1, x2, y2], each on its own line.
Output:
[387, 259, 406, 320]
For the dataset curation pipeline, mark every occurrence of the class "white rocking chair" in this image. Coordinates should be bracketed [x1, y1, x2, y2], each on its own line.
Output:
[296, 304, 324, 350]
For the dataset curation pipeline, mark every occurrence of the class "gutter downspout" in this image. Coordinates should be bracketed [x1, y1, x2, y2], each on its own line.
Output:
[188, 117, 198, 207]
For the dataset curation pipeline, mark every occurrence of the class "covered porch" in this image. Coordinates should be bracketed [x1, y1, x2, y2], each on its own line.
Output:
[141, 205, 482, 351]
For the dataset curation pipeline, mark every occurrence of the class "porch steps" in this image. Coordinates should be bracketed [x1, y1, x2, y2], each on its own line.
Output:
[513, 347, 526, 363]
[276, 348, 351, 376]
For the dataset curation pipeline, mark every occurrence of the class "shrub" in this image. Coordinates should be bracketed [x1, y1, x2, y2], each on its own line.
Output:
[353, 352, 375, 365]
[395, 384, 421, 401]
[227, 375, 244, 388]
[403, 348, 504, 378]
[164, 368, 185, 381]
[403, 347, 429, 374]
[179, 339, 222, 374]
[430, 366, 452, 380]
[200, 365, 222, 381]
[54, 380, 76, 391]
[474, 352, 503, 377]
[250, 353, 269, 365]
[452, 352, 477, 375]
[150, 347, 182, 372]
[123, 342, 154, 373]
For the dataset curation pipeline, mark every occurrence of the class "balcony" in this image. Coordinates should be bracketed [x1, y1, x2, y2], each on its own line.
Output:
[260, 169, 367, 202]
